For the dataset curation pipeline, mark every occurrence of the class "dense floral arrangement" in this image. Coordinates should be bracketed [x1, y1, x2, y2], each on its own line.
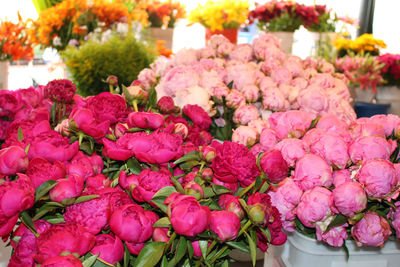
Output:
[188, 0, 249, 31]
[334, 34, 387, 57]
[0, 77, 287, 266]
[0, 13, 34, 62]
[335, 53, 385, 99]
[378, 53, 400, 87]
[303, 4, 337, 32]
[135, 33, 356, 141]
[140, 0, 186, 28]
[30, 0, 131, 50]
[248, 110, 400, 250]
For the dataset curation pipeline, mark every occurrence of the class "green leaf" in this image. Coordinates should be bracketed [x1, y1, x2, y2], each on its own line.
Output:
[82, 253, 99, 267]
[150, 199, 168, 214]
[179, 160, 200, 170]
[325, 214, 348, 233]
[173, 151, 201, 165]
[259, 227, 271, 243]
[153, 217, 171, 228]
[245, 229, 257, 267]
[80, 141, 94, 155]
[211, 184, 232, 195]
[167, 236, 187, 267]
[222, 260, 229, 267]
[33, 204, 60, 221]
[160, 256, 168, 267]
[127, 157, 143, 175]
[74, 195, 99, 204]
[148, 87, 158, 108]
[203, 187, 217, 198]
[20, 211, 38, 237]
[258, 181, 270, 194]
[171, 176, 185, 194]
[308, 116, 321, 130]
[187, 240, 194, 259]
[226, 241, 250, 253]
[35, 180, 58, 202]
[124, 244, 129, 267]
[152, 186, 178, 199]
[134, 241, 165, 267]
[24, 144, 30, 154]
[253, 176, 263, 194]
[110, 178, 119, 187]
[45, 216, 66, 224]
[227, 80, 234, 89]
[342, 242, 349, 261]
[199, 240, 208, 259]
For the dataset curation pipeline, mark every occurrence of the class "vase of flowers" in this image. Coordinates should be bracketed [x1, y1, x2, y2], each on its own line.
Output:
[0, 13, 34, 89]
[334, 33, 387, 58]
[188, 0, 249, 44]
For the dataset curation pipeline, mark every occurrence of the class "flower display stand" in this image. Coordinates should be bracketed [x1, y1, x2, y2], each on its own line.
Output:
[147, 27, 174, 50]
[264, 231, 400, 267]
[205, 28, 239, 44]
[0, 61, 9, 90]
[269, 32, 294, 55]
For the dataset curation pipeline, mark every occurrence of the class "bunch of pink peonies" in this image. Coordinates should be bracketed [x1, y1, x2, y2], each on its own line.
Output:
[247, 110, 400, 248]
[134, 33, 356, 142]
[0, 79, 285, 266]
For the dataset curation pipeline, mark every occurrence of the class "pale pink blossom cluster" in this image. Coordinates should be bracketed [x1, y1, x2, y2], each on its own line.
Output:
[259, 112, 400, 248]
[134, 33, 356, 123]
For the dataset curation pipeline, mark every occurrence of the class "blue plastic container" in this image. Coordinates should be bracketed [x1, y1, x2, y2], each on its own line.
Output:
[354, 101, 391, 118]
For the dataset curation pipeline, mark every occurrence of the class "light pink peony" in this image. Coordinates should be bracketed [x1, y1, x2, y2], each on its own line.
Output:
[349, 136, 395, 164]
[137, 68, 157, 90]
[271, 67, 292, 85]
[370, 114, 400, 137]
[333, 182, 367, 217]
[232, 126, 259, 147]
[233, 104, 260, 125]
[351, 212, 392, 247]
[389, 202, 400, 239]
[155, 66, 199, 98]
[173, 85, 214, 115]
[226, 63, 257, 91]
[259, 128, 278, 151]
[316, 222, 348, 247]
[350, 119, 386, 138]
[297, 85, 329, 115]
[268, 110, 314, 139]
[294, 154, 333, 191]
[332, 169, 352, 187]
[296, 186, 335, 228]
[248, 118, 269, 134]
[230, 44, 253, 62]
[226, 89, 246, 109]
[261, 87, 289, 111]
[241, 84, 260, 103]
[309, 133, 350, 169]
[274, 138, 307, 167]
[269, 178, 303, 232]
[356, 159, 399, 200]
[172, 48, 198, 66]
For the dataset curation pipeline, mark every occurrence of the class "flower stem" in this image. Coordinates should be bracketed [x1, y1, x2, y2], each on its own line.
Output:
[238, 181, 256, 198]
[164, 231, 177, 253]
[133, 100, 139, 112]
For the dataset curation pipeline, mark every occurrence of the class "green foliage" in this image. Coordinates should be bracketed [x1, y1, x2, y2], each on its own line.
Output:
[257, 12, 302, 32]
[62, 32, 156, 97]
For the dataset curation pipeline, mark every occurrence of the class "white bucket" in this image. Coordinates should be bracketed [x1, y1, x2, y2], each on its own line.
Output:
[264, 231, 400, 267]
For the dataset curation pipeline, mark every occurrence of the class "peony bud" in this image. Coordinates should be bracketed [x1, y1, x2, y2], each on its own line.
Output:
[157, 96, 175, 114]
[201, 168, 213, 181]
[106, 75, 118, 86]
[173, 123, 189, 138]
[201, 146, 216, 163]
[123, 85, 148, 104]
[54, 119, 71, 137]
[184, 182, 204, 200]
[248, 203, 267, 226]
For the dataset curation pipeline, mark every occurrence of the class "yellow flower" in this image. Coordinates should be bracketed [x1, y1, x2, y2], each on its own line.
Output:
[334, 33, 386, 53]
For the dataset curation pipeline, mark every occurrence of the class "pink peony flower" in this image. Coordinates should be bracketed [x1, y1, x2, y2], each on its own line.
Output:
[2, 119, 51, 149]
[127, 111, 165, 130]
[268, 110, 314, 139]
[332, 169, 352, 187]
[26, 158, 66, 189]
[349, 136, 394, 164]
[260, 149, 289, 184]
[294, 154, 333, 191]
[226, 89, 246, 108]
[109, 204, 157, 243]
[165, 193, 210, 236]
[297, 85, 329, 115]
[370, 114, 400, 137]
[34, 223, 95, 263]
[155, 66, 200, 98]
[69, 107, 110, 139]
[211, 141, 260, 187]
[152, 227, 170, 242]
[28, 130, 79, 163]
[350, 119, 386, 138]
[271, 67, 292, 85]
[90, 234, 124, 264]
[248, 118, 269, 134]
[49, 174, 84, 204]
[157, 96, 175, 113]
[259, 128, 278, 151]
[137, 68, 157, 90]
[274, 139, 307, 167]
[0, 146, 29, 175]
[261, 87, 289, 111]
[356, 159, 398, 199]
[209, 210, 241, 241]
[351, 212, 392, 247]
[232, 126, 259, 147]
[296, 187, 335, 228]
[242, 84, 260, 103]
[316, 114, 352, 143]
[45, 79, 76, 103]
[316, 223, 348, 247]
[41, 255, 83, 267]
[389, 202, 400, 239]
[333, 182, 367, 217]
[67, 151, 103, 180]
[230, 44, 253, 62]
[183, 104, 212, 131]
[233, 104, 260, 125]
[269, 178, 303, 232]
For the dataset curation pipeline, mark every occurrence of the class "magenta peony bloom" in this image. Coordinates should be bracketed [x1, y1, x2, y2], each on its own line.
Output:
[210, 210, 241, 241]
[101, 133, 137, 161]
[157, 96, 175, 113]
[85, 92, 127, 124]
[34, 223, 95, 263]
[0, 90, 23, 117]
[49, 174, 84, 203]
[260, 149, 289, 184]
[349, 136, 394, 164]
[45, 79, 76, 103]
[294, 154, 332, 191]
[211, 141, 260, 187]
[0, 146, 29, 175]
[218, 194, 245, 219]
[269, 178, 303, 232]
[127, 111, 165, 130]
[152, 227, 170, 242]
[296, 187, 335, 228]
[90, 234, 124, 264]
[183, 104, 212, 131]
[351, 212, 392, 247]
[26, 158, 66, 189]
[28, 130, 79, 163]
[67, 151, 103, 180]
[165, 193, 210, 237]
[69, 107, 110, 139]
[41, 255, 83, 267]
[109, 204, 157, 243]
[333, 182, 367, 217]
[356, 159, 398, 199]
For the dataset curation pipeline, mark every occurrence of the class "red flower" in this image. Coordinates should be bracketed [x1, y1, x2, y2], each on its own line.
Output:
[45, 79, 76, 103]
